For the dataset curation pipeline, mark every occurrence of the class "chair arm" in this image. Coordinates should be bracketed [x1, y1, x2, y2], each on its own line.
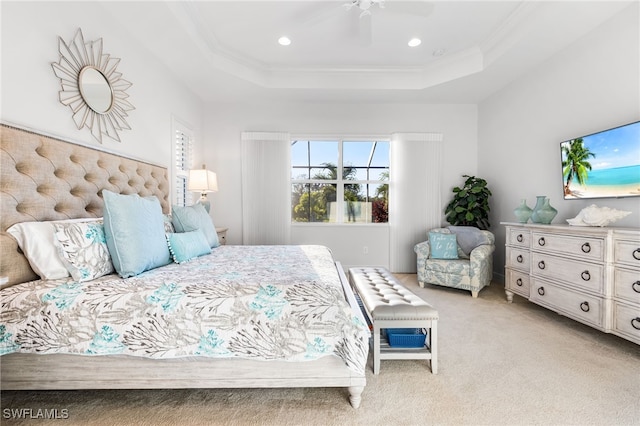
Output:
[469, 244, 495, 282]
[470, 243, 494, 261]
[414, 241, 431, 259]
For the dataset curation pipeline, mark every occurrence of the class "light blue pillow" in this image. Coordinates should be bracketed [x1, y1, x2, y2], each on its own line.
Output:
[102, 190, 171, 278]
[171, 203, 220, 248]
[166, 230, 212, 264]
[428, 232, 459, 260]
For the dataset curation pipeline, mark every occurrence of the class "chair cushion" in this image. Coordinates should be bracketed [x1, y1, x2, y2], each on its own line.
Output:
[425, 258, 471, 275]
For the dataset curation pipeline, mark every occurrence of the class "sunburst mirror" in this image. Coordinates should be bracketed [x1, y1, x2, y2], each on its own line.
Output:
[51, 28, 134, 143]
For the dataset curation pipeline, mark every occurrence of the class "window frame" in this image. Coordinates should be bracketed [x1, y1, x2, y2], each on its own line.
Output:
[290, 135, 390, 225]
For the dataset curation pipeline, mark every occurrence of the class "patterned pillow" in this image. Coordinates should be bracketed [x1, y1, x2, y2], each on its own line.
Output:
[53, 221, 114, 282]
[428, 232, 459, 259]
[166, 230, 212, 264]
[163, 214, 175, 234]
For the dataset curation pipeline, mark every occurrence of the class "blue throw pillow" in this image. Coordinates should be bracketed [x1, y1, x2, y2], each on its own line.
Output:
[102, 191, 171, 278]
[428, 232, 459, 259]
[171, 203, 220, 248]
[166, 230, 212, 264]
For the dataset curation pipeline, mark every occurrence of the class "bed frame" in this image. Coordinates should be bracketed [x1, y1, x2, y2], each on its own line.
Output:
[0, 123, 367, 408]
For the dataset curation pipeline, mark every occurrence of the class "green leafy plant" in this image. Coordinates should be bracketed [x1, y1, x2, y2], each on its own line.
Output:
[444, 175, 492, 230]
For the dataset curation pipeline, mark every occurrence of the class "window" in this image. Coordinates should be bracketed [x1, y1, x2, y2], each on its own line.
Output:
[174, 122, 193, 207]
[291, 139, 389, 223]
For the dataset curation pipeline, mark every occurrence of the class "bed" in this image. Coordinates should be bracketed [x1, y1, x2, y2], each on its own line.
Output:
[0, 123, 369, 408]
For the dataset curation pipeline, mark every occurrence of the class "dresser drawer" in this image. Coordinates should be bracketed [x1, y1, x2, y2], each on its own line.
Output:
[532, 232, 604, 262]
[612, 302, 640, 345]
[531, 253, 604, 294]
[530, 279, 605, 328]
[506, 268, 530, 298]
[614, 240, 640, 269]
[506, 247, 529, 272]
[614, 267, 640, 304]
[507, 228, 530, 248]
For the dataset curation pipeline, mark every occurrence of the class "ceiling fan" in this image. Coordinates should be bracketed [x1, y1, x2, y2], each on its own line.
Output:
[298, 0, 433, 47]
[343, 0, 386, 18]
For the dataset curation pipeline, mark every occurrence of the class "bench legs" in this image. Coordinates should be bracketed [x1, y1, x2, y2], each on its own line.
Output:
[429, 321, 437, 374]
[373, 323, 382, 375]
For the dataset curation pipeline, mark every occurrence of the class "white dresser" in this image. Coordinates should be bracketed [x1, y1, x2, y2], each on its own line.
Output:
[503, 222, 640, 345]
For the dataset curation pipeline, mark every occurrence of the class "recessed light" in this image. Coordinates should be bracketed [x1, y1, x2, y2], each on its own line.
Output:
[408, 38, 422, 47]
[278, 36, 291, 46]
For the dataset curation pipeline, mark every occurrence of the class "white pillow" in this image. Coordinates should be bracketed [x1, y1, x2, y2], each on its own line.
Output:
[6, 218, 100, 280]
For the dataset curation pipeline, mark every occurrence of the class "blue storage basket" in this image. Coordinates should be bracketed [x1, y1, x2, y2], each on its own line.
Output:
[386, 328, 426, 348]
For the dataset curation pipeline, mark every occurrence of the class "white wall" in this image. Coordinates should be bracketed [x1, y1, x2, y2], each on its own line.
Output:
[479, 3, 640, 283]
[1, 2, 204, 175]
[204, 102, 477, 269]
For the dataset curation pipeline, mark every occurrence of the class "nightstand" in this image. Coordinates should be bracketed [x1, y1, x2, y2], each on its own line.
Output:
[216, 227, 228, 245]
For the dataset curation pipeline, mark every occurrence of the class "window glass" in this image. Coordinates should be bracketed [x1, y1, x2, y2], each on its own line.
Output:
[291, 139, 389, 223]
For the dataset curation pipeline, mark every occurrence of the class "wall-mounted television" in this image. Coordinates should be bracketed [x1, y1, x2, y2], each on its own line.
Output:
[561, 120, 640, 200]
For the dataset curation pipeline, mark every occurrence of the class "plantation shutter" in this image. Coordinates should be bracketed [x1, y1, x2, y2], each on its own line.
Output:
[175, 128, 193, 207]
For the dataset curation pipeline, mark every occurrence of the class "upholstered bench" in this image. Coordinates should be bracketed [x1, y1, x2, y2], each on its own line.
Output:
[349, 267, 438, 374]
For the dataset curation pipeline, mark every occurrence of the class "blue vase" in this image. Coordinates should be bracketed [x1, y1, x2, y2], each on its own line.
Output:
[530, 196, 547, 224]
[513, 199, 533, 223]
[535, 198, 558, 224]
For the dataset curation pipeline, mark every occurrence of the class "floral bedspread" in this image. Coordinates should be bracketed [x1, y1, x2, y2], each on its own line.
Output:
[0, 245, 369, 374]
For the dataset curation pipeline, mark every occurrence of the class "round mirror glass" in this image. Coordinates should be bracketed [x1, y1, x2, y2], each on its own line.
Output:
[78, 66, 113, 114]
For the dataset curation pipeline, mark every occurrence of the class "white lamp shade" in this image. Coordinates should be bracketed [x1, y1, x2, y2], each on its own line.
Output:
[188, 169, 218, 193]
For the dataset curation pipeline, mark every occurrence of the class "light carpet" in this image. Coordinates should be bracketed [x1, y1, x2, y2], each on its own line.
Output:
[2, 275, 639, 426]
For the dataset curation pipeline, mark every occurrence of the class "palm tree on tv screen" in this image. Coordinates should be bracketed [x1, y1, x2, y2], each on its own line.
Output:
[562, 138, 595, 196]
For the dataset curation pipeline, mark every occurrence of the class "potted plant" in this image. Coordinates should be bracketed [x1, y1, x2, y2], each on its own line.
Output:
[444, 175, 492, 230]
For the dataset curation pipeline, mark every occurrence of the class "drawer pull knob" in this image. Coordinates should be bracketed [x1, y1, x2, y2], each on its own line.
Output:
[633, 248, 640, 261]
[538, 261, 546, 270]
[517, 234, 523, 243]
[580, 301, 590, 312]
[581, 270, 591, 281]
[633, 281, 640, 293]
[632, 318, 640, 331]
[537, 287, 545, 296]
[538, 237, 546, 246]
[581, 242, 591, 253]
[516, 278, 523, 287]
[516, 255, 523, 263]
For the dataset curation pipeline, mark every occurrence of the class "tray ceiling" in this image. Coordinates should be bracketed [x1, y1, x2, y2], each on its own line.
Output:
[100, 1, 634, 103]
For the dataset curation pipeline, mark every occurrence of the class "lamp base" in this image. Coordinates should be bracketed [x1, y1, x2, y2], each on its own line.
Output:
[198, 194, 211, 213]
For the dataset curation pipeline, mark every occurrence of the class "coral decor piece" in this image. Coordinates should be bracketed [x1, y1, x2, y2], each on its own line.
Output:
[567, 204, 631, 227]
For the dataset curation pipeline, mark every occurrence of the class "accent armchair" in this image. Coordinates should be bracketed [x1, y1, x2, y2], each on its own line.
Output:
[414, 227, 495, 298]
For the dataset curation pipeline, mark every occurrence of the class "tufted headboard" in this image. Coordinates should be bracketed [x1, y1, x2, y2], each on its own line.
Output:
[0, 123, 170, 286]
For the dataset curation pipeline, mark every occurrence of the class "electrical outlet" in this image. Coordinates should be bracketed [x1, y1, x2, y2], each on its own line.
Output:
[363, 246, 368, 255]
